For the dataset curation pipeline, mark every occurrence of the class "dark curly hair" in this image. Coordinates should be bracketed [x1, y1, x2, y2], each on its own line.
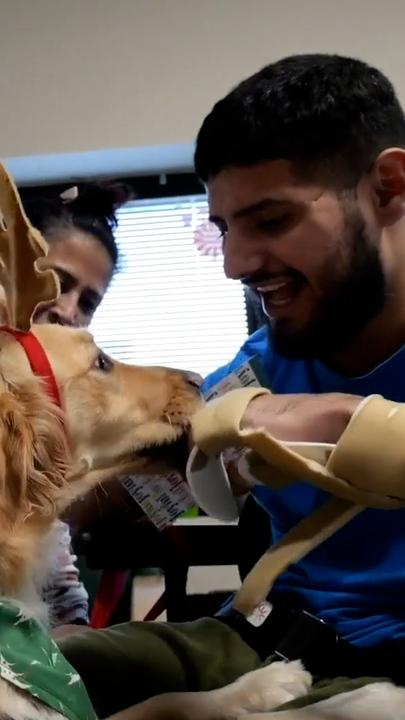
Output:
[24, 181, 133, 269]
[195, 54, 405, 188]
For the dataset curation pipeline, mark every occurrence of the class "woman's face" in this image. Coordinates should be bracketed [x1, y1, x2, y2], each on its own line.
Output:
[34, 228, 114, 328]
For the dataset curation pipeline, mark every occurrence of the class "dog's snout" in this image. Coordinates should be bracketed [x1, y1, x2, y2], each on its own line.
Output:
[184, 371, 203, 391]
[157, 365, 203, 392]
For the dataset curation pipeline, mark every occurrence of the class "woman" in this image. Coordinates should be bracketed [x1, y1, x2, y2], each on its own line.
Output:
[26, 183, 130, 327]
[23, 181, 132, 630]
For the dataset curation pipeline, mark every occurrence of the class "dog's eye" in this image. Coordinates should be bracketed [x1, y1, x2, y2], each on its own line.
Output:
[94, 352, 112, 373]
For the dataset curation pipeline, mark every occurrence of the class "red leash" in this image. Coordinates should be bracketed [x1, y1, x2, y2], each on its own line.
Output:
[0, 327, 63, 410]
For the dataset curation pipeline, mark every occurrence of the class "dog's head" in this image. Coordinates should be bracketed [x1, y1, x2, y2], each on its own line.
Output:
[0, 323, 201, 523]
[0, 164, 202, 590]
[38, 324, 201, 496]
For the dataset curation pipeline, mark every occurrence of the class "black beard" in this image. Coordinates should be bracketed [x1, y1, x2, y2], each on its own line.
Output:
[266, 220, 387, 361]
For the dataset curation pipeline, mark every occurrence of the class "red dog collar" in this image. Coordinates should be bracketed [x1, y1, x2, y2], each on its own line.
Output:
[0, 327, 63, 410]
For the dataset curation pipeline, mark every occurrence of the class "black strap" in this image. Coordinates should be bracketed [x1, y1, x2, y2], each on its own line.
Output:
[217, 604, 296, 662]
[216, 602, 377, 679]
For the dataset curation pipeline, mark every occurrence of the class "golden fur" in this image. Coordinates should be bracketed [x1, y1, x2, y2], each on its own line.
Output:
[0, 323, 200, 598]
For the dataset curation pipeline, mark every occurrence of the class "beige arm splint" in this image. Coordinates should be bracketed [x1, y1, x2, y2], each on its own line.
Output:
[187, 388, 405, 615]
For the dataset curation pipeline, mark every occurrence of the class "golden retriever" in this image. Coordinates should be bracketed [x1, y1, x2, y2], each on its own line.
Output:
[0, 322, 402, 720]
[0, 324, 201, 598]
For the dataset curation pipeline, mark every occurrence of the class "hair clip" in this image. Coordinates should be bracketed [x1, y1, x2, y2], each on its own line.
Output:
[59, 186, 79, 203]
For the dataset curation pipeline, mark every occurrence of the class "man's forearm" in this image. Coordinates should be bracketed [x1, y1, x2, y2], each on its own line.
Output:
[240, 392, 362, 444]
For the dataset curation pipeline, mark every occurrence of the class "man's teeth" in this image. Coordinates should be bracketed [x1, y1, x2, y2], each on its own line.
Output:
[257, 280, 290, 292]
[256, 277, 300, 308]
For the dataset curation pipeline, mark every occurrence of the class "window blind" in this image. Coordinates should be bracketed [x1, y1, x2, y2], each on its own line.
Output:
[90, 195, 248, 377]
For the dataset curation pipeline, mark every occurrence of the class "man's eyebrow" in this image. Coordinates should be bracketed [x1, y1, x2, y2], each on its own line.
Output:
[209, 198, 286, 224]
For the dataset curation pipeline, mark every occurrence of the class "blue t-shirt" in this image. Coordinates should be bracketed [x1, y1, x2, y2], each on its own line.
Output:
[203, 325, 405, 648]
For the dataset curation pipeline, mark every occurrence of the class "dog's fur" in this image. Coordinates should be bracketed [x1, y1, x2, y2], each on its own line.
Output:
[0, 323, 402, 720]
[110, 671, 405, 720]
[0, 322, 201, 716]
[0, 324, 200, 605]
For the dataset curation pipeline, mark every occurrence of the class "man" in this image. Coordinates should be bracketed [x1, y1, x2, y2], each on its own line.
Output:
[61, 54, 405, 716]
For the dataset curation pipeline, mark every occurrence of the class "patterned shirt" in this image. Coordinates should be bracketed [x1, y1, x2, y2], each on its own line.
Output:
[42, 521, 89, 627]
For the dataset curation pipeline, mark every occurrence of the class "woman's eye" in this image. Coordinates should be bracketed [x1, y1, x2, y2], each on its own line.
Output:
[80, 296, 98, 315]
[94, 353, 112, 373]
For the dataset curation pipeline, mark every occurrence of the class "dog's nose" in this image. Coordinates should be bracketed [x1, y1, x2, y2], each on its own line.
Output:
[158, 365, 203, 391]
[184, 371, 203, 391]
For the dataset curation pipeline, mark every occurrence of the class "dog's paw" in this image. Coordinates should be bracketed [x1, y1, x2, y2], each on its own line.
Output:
[234, 660, 312, 712]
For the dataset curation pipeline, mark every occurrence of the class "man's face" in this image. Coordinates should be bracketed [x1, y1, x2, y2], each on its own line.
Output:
[208, 160, 386, 359]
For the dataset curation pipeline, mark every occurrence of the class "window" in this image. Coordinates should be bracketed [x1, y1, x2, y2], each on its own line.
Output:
[90, 195, 248, 376]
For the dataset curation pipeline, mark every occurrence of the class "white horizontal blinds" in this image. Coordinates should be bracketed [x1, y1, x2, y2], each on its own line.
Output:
[90, 195, 248, 376]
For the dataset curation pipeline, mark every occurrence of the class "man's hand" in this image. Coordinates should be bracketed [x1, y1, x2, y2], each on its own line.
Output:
[240, 392, 362, 444]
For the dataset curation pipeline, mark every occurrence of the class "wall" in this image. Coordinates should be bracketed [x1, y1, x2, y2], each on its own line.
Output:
[2, 0, 405, 182]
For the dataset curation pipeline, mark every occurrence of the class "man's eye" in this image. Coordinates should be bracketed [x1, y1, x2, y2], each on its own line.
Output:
[258, 215, 288, 232]
[94, 353, 113, 373]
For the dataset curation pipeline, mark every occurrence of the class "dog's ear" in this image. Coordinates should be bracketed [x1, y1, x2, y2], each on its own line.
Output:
[0, 386, 71, 528]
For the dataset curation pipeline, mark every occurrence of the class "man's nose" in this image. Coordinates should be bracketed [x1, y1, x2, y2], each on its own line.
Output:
[223, 232, 264, 281]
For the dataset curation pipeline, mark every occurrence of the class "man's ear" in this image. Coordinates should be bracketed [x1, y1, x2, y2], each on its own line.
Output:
[370, 148, 405, 225]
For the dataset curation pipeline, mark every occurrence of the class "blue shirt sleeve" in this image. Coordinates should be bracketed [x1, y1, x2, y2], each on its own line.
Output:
[202, 326, 270, 395]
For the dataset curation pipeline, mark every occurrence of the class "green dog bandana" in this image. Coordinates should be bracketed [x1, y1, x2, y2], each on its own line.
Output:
[0, 601, 96, 720]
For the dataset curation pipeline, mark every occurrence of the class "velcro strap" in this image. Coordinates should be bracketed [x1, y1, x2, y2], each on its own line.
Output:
[233, 497, 362, 614]
[191, 387, 270, 454]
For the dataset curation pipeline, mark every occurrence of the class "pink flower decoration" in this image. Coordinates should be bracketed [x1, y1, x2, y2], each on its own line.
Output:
[194, 220, 222, 257]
